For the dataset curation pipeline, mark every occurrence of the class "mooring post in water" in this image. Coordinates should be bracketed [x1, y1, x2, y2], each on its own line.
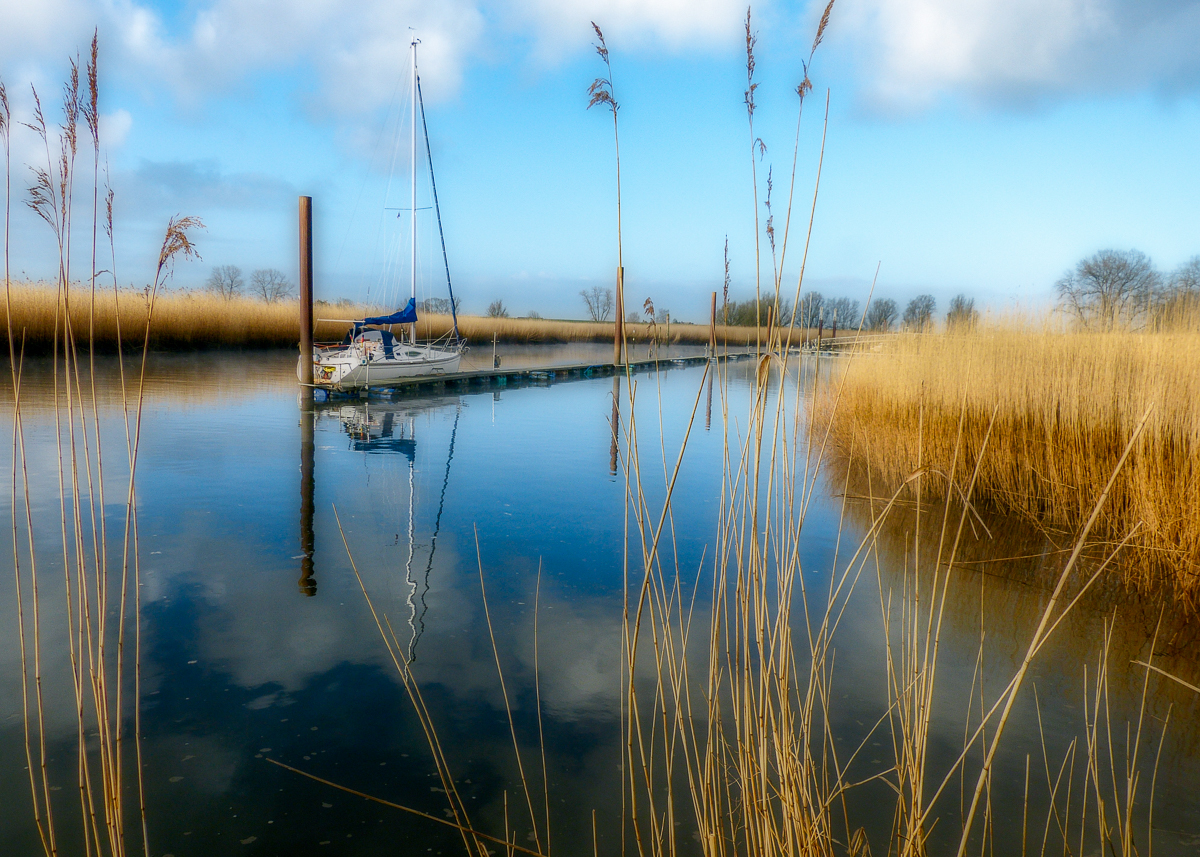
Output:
[709, 291, 717, 358]
[299, 196, 315, 389]
[492, 332, 499, 369]
[614, 266, 625, 366]
[299, 397, 317, 596]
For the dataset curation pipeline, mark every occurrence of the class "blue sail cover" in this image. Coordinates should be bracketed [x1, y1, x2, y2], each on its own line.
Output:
[359, 298, 418, 327]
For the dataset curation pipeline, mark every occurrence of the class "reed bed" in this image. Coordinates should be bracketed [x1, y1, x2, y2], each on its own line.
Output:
[2, 281, 785, 352]
[816, 326, 1200, 606]
[332, 9, 1187, 855]
[11, 19, 1193, 857]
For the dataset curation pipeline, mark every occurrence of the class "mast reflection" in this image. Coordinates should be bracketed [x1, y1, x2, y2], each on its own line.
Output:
[307, 396, 460, 662]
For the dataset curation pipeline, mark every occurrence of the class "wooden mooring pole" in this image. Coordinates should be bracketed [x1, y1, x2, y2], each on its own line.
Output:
[299, 196, 314, 388]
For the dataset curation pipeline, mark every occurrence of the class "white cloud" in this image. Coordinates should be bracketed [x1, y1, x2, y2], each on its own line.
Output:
[9, 0, 1198, 125]
[100, 107, 132, 146]
[2, 0, 759, 121]
[502, 0, 751, 60]
[834, 0, 1200, 109]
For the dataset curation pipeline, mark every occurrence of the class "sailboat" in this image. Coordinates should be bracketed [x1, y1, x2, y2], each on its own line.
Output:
[302, 36, 466, 391]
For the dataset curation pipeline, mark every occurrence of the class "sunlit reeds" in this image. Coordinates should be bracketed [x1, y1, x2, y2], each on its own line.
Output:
[817, 325, 1200, 605]
[1, 281, 777, 351]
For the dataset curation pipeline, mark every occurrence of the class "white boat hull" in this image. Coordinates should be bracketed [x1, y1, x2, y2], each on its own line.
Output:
[300, 342, 462, 390]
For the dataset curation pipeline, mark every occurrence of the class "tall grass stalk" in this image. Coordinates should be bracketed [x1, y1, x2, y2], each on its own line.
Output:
[6, 44, 202, 856]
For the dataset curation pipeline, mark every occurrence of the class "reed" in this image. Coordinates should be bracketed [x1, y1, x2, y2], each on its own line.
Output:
[1, 282, 782, 352]
[5, 36, 202, 857]
[12, 18, 1190, 857]
[816, 324, 1200, 606]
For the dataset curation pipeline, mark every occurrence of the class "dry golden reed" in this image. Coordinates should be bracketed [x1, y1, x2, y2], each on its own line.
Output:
[818, 324, 1200, 604]
[2, 282, 765, 352]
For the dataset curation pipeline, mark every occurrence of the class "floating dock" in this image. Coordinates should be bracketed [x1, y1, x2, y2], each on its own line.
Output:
[310, 351, 758, 399]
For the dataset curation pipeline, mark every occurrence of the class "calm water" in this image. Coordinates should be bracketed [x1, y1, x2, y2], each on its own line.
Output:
[1, 350, 1198, 856]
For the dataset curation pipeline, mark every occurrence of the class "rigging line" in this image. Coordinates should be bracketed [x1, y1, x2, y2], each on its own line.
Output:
[414, 402, 460, 662]
[375, 65, 417, 308]
[416, 73, 462, 344]
[333, 66, 407, 304]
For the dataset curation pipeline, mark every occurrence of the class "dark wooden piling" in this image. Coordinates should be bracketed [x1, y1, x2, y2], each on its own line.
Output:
[299, 196, 314, 388]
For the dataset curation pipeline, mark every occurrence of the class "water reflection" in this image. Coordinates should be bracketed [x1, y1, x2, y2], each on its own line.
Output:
[609, 374, 621, 474]
[1, 353, 1197, 855]
[304, 397, 464, 663]
[299, 397, 317, 596]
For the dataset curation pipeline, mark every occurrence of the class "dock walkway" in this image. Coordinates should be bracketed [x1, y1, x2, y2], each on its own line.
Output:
[311, 351, 757, 398]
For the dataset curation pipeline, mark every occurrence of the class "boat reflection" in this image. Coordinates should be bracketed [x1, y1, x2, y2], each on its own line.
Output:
[299, 395, 461, 663]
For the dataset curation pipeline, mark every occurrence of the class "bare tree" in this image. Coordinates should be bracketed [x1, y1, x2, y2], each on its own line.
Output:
[1055, 249, 1160, 330]
[1170, 256, 1200, 293]
[205, 264, 243, 299]
[1152, 256, 1200, 330]
[580, 286, 614, 322]
[865, 298, 898, 332]
[826, 297, 861, 327]
[797, 291, 824, 327]
[945, 293, 979, 330]
[486, 299, 509, 318]
[903, 294, 936, 330]
[249, 268, 292, 302]
[420, 297, 461, 315]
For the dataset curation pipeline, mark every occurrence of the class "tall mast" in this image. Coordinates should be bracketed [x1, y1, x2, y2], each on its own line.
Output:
[410, 35, 419, 344]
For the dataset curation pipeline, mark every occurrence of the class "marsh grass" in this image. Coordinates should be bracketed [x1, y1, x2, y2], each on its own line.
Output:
[5, 37, 203, 857]
[817, 326, 1200, 606]
[315, 8, 1190, 857]
[9, 17, 1193, 857]
[1, 281, 779, 352]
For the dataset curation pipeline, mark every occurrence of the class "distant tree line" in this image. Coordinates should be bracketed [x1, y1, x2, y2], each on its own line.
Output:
[420, 297, 461, 315]
[1056, 249, 1200, 331]
[204, 265, 294, 302]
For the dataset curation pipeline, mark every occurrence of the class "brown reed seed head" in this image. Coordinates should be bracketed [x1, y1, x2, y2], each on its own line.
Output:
[590, 22, 608, 64]
[26, 85, 46, 140]
[63, 57, 79, 158]
[0, 80, 9, 138]
[104, 185, 114, 239]
[586, 23, 617, 114]
[27, 168, 58, 233]
[812, 0, 835, 56]
[744, 7, 758, 117]
[155, 216, 204, 282]
[723, 236, 730, 308]
[84, 31, 100, 143]
[797, 67, 813, 99]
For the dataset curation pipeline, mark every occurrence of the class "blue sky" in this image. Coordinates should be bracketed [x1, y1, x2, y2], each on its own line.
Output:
[2, 0, 1199, 322]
